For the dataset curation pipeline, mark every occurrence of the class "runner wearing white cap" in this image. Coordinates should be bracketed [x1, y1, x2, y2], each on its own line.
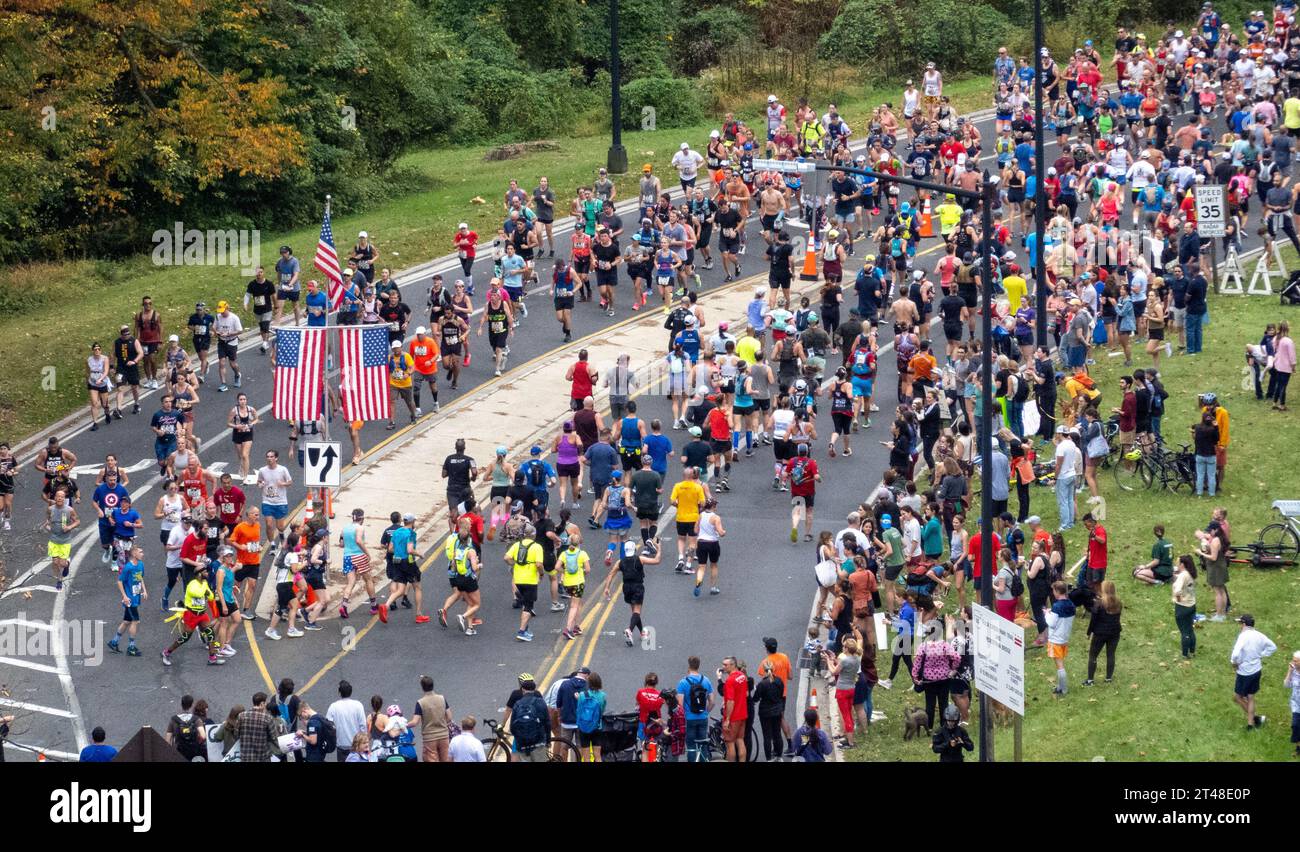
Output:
[671, 142, 705, 195]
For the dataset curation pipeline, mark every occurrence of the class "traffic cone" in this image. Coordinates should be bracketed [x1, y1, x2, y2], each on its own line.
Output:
[919, 198, 935, 238]
[799, 234, 819, 282]
[304, 503, 315, 524]
[809, 687, 821, 728]
[645, 738, 658, 762]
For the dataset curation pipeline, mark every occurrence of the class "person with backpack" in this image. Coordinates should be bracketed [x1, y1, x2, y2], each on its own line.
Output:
[520, 446, 556, 518]
[676, 656, 714, 762]
[504, 675, 551, 762]
[165, 694, 207, 761]
[556, 666, 592, 752]
[594, 469, 633, 567]
[300, 701, 336, 762]
[792, 708, 833, 761]
[504, 526, 544, 642]
[993, 547, 1022, 624]
[573, 672, 608, 762]
[783, 443, 822, 543]
[271, 678, 302, 761]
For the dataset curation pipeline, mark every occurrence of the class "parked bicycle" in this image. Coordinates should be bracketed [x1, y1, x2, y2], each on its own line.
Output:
[1113, 441, 1195, 493]
[1226, 500, 1300, 569]
[481, 718, 577, 763]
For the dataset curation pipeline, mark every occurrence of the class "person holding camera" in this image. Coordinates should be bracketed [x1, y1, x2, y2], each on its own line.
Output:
[931, 704, 973, 762]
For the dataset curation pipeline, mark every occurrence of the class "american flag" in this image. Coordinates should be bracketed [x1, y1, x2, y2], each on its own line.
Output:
[315, 204, 344, 309]
[338, 325, 391, 422]
[272, 327, 325, 421]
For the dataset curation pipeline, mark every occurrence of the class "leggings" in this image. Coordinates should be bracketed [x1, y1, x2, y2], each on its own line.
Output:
[1029, 584, 1050, 635]
[1087, 633, 1119, 680]
[1174, 603, 1197, 657]
[835, 688, 855, 734]
[1268, 369, 1292, 406]
[889, 653, 913, 682]
[759, 715, 783, 760]
[1015, 481, 1031, 523]
[923, 680, 951, 729]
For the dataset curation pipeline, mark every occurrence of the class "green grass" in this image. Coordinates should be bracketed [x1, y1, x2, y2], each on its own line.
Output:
[846, 287, 1300, 762]
[0, 78, 991, 442]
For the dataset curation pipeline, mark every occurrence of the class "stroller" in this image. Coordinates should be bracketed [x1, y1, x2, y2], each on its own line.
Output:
[599, 712, 642, 762]
[1282, 270, 1300, 305]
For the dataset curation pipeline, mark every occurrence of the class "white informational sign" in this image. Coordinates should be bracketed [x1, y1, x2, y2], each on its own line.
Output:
[971, 604, 1025, 716]
[302, 441, 341, 488]
[1194, 185, 1226, 238]
[751, 158, 815, 173]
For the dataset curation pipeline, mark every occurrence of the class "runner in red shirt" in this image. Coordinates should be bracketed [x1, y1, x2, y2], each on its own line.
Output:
[706, 397, 732, 490]
[570, 231, 593, 301]
[720, 657, 749, 762]
[453, 223, 478, 282]
[180, 523, 210, 581]
[565, 350, 598, 411]
[1084, 514, 1107, 592]
[212, 473, 246, 536]
[783, 443, 821, 543]
[177, 458, 214, 514]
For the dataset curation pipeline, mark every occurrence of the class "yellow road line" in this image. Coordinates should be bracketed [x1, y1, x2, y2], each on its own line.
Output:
[243, 618, 276, 693]
[298, 614, 381, 698]
[536, 582, 619, 690]
[580, 589, 622, 669]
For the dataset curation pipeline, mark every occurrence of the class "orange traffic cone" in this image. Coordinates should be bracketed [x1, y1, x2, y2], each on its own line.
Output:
[809, 687, 821, 728]
[919, 198, 935, 238]
[304, 503, 315, 524]
[799, 234, 819, 282]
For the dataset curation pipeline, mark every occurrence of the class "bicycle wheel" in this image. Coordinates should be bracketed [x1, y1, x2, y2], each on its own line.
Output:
[482, 736, 513, 762]
[1112, 451, 1146, 492]
[745, 723, 759, 762]
[1259, 523, 1300, 561]
[1167, 458, 1194, 493]
[548, 736, 579, 763]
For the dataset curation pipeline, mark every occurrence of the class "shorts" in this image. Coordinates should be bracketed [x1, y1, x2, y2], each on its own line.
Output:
[576, 730, 601, 748]
[696, 540, 721, 564]
[1170, 307, 1186, 327]
[774, 439, 793, 461]
[1118, 430, 1135, 446]
[944, 323, 963, 342]
[262, 503, 288, 520]
[449, 574, 479, 593]
[216, 598, 239, 618]
[121, 605, 140, 623]
[596, 269, 618, 287]
[256, 316, 272, 333]
[181, 609, 211, 632]
[1234, 670, 1262, 697]
[1084, 566, 1106, 586]
[276, 582, 296, 612]
[1047, 642, 1068, 660]
[1066, 345, 1086, 369]
[234, 565, 260, 583]
[88, 382, 109, 393]
[397, 562, 421, 584]
[515, 583, 538, 613]
[720, 237, 740, 254]
[98, 520, 115, 548]
[573, 257, 591, 273]
[563, 582, 585, 599]
[305, 570, 326, 591]
[47, 541, 71, 560]
[557, 462, 581, 479]
[721, 720, 745, 742]
[770, 277, 791, 290]
[851, 377, 873, 398]
[792, 492, 814, 509]
[733, 404, 753, 417]
[676, 520, 698, 537]
[958, 287, 978, 309]
[832, 412, 853, 435]
[554, 297, 574, 311]
[192, 336, 211, 353]
[623, 582, 645, 605]
[278, 289, 300, 303]
[710, 438, 731, 455]
[232, 429, 253, 445]
[217, 339, 239, 362]
[605, 513, 632, 532]
[948, 678, 970, 696]
[342, 553, 371, 575]
[761, 213, 778, 231]
[884, 562, 904, 582]
[117, 365, 140, 386]
[754, 398, 771, 412]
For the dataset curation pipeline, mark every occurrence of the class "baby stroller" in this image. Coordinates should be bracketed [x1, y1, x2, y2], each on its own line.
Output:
[599, 712, 642, 762]
[1281, 270, 1300, 305]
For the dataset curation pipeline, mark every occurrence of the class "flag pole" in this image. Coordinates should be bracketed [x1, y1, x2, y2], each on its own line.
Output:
[321, 194, 332, 519]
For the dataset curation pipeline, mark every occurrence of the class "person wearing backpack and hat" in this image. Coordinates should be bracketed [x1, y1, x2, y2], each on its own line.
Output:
[556, 666, 592, 752]
[573, 671, 607, 762]
[676, 656, 714, 762]
[504, 524, 544, 643]
[300, 701, 335, 762]
[504, 674, 551, 762]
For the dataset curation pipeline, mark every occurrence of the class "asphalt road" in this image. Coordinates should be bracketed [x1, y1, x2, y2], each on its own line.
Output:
[0, 102, 1262, 761]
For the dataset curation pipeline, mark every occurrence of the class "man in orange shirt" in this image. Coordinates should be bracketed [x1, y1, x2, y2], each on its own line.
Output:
[408, 327, 440, 416]
[228, 506, 264, 619]
[761, 636, 796, 752]
[908, 340, 938, 397]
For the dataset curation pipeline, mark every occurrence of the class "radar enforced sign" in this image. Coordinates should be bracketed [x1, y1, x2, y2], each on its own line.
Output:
[1194, 185, 1227, 238]
[971, 605, 1025, 716]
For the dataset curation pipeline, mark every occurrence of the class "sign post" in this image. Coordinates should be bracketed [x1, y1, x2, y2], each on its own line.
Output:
[1194, 185, 1226, 292]
[971, 604, 1026, 761]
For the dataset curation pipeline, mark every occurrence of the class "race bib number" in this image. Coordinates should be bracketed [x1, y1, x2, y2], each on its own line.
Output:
[220, 502, 236, 516]
[388, 321, 400, 332]
[255, 296, 267, 307]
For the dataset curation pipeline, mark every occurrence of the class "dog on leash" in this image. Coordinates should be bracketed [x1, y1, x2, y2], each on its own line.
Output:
[903, 706, 931, 740]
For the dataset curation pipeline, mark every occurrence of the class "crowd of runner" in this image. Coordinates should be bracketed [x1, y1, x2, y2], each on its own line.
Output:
[10, 5, 1300, 762]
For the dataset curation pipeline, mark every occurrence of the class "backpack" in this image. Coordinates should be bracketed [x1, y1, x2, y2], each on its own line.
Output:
[317, 716, 338, 755]
[511, 694, 548, 748]
[576, 690, 603, 734]
[789, 457, 810, 486]
[607, 484, 626, 515]
[1008, 565, 1025, 598]
[685, 675, 710, 715]
[171, 713, 203, 760]
[1072, 370, 1096, 390]
[275, 697, 294, 730]
[514, 539, 535, 570]
[526, 460, 547, 488]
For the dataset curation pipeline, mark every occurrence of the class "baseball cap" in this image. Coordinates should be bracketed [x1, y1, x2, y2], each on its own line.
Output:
[642, 163, 653, 173]
[403, 512, 416, 522]
[358, 230, 368, 238]
[577, 666, 591, 675]
[496, 446, 508, 456]
[680, 142, 689, 150]
[168, 334, 179, 342]
[768, 94, 777, 102]
[530, 445, 542, 455]
[415, 326, 427, 335]
[195, 301, 206, 309]
[1025, 515, 1042, 525]
[709, 129, 720, 138]
[688, 425, 702, 437]
[612, 470, 623, 480]
[120, 324, 130, 332]
[216, 300, 229, 311]
[390, 340, 401, 349]
[457, 222, 468, 229]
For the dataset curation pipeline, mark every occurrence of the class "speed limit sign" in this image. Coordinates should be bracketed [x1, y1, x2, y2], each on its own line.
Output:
[1194, 185, 1227, 238]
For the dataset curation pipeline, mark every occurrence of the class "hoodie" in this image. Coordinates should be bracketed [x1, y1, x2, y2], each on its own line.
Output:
[1046, 597, 1076, 645]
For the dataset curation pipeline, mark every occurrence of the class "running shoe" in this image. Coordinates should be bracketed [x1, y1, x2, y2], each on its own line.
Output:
[338, 604, 349, 619]
[264, 628, 282, 641]
[219, 644, 237, 657]
[160, 650, 172, 666]
[301, 621, 322, 631]
[516, 630, 534, 642]
[694, 580, 702, 597]
[414, 615, 430, 624]
[108, 639, 120, 653]
[675, 560, 687, 574]
[400, 596, 412, 609]
[207, 656, 226, 666]
[790, 526, 798, 543]
[562, 628, 575, 640]
[550, 601, 566, 612]
[242, 609, 256, 620]
[624, 628, 634, 646]
[438, 608, 448, 628]
[286, 627, 304, 637]
[456, 613, 467, 633]
[710, 587, 720, 595]
[233, 374, 242, 388]
[378, 604, 389, 624]
[126, 646, 141, 657]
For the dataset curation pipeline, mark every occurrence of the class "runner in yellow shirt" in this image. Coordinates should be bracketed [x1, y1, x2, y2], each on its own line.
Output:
[387, 341, 416, 430]
[504, 532, 544, 642]
[669, 467, 707, 574]
[557, 543, 591, 640]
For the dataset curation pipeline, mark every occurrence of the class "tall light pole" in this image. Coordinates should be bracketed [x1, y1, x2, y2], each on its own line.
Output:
[1033, 0, 1048, 348]
[978, 175, 999, 763]
[607, 0, 628, 174]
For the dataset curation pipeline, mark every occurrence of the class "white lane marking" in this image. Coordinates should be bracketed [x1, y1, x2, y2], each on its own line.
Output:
[0, 697, 79, 719]
[0, 618, 55, 632]
[0, 585, 58, 600]
[1, 741, 80, 760]
[69, 458, 156, 478]
[0, 657, 61, 674]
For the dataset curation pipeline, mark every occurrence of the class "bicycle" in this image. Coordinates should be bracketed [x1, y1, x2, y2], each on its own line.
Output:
[481, 718, 577, 763]
[1226, 500, 1300, 569]
[1113, 441, 1194, 493]
[705, 713, 759, 762]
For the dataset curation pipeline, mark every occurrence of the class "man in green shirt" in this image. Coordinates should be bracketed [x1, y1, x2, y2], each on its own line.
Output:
[1133, 524, 1174, 585]
[880, 514, 906, 615]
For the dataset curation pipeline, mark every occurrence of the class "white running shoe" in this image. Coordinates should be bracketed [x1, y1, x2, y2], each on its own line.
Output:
[286, 627, 305, 637]
[263, 628, 282, 641]
[219, 644, 237, 657]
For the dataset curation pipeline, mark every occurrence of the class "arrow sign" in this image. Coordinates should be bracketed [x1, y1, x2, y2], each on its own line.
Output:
[303, 441, 341, 488]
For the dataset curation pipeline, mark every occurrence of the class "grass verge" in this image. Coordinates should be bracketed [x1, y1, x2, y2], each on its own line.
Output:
[0, 78, 990, 441]
[844, 282, 1300, 762]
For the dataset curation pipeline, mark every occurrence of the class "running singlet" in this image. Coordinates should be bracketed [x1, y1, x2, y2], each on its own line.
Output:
[831, 383, 853, 414]
[486, 306, 509, 335]
[441, 321, 462, 351]
[181, 471, 208, 509]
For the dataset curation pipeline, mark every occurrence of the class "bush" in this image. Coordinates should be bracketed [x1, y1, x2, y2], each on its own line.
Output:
[619, 76, 707, 131]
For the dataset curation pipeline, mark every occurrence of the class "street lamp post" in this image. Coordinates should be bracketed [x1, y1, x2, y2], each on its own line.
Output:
[607, 0, 628, 175]
[1033, 0, 1048, 348]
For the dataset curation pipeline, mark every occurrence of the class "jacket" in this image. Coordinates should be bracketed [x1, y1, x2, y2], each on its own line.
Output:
[1087, 605, 1122, 639]
[933, 725, 974, 762]
[1046, 598, 1076, 645]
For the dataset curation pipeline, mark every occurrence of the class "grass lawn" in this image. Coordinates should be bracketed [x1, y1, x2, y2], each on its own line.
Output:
[0, 78, 991, 442]
[845, 283, 1300, 762]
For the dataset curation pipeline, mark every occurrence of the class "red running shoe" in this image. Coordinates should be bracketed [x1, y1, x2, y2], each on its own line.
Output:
[378, 604, 389, 624]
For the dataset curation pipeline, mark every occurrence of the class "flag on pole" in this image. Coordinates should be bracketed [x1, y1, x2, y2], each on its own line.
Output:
[272, 327, 326, 421]
[338, 325, 391, 422]
[315, 203, 344, 309]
